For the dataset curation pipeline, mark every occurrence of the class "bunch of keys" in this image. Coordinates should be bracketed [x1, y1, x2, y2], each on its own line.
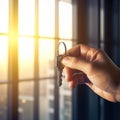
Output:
[56, 42, 67, 87]
[56, 42, 89, 87]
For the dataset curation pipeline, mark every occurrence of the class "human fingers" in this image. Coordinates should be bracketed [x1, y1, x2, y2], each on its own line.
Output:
[63, 67, 80, 88]
[64, 67, 74, 82]
[64, 67, 90, 88]
[62, 44, 101, 74]
[68, 74, 89, 88]
[66, 44, 99, 59]
[62, 56, 91, 75]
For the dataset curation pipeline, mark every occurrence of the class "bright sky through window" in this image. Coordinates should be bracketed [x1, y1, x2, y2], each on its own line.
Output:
[0, 0, 73, 120]
[0, 0, 8, 33]
[0, 0, 72, 80]
[18, 0, 35, 35]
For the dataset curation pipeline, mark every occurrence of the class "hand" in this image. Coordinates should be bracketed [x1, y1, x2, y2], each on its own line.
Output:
[62, 44, 120, 102]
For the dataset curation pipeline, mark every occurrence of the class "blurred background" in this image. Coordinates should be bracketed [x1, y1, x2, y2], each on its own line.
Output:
[0, 0, 120, 120]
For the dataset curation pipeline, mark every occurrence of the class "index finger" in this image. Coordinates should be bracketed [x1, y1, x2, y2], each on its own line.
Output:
[66, 44, 98, 60]
[66, 44, 91, 56]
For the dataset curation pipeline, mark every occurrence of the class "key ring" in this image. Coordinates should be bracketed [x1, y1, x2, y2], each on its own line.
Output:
[56, 42, 67, 86]
[56, 42, 89, 87]
[57, 42, 67, 56]
[56, 42, 67, 70]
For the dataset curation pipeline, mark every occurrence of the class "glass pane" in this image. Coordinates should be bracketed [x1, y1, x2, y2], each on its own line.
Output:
[18, 0, 35, 35]
[18, 38, 34, 79]
[59, 82, 72, 120]
[0, 84, 7, 120]
[39, 39, 55, 78]
[59, 40, 72, 120]
[0, 0, 8, 33]
[59, 1, 72, 39]
[19, 81, 34, 120]
[39, 79, 54, 120]
[0, 37, 8, 81]
[39, 0, 55, 37]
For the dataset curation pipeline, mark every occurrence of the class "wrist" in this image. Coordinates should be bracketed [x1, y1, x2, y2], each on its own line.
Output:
[115, 69, 120, 102]
[115, 88, 120, 102]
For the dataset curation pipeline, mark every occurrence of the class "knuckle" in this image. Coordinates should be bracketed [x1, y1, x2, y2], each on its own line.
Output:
[71, 57, 79, 65]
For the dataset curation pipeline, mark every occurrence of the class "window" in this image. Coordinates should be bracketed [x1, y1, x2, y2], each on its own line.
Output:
[0, 0, 76, 120]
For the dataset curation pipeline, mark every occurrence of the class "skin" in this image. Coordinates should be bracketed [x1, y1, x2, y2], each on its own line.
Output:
[62, 44, 120, 102]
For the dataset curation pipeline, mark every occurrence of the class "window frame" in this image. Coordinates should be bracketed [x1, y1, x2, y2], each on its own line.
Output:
[7, 0, 18, 120]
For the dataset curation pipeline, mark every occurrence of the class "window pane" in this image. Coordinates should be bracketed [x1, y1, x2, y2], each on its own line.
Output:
[18, 38, 34, 79]
[0, 0, 9, 33]
[39, 79, 54, 120]
[0, 84, 7, 120]
[59, 83, 72, 120]
[18, 0, 35, 35]
[0, 37, 8, 81]
[19, 81, 34, 120]
[59, 1, 72, 39]
[39, 0, 55, 37]
[39, 39, 55, 78]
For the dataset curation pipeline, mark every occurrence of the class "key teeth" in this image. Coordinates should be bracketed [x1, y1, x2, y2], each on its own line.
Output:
[57, 75, 62, 87]
[58, 79, 62, 87]
[57, 83, 62, 87]
[58, 74, 65, 87]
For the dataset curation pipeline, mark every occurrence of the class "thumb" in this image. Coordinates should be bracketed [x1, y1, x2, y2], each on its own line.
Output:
[62, 56, 91, 74]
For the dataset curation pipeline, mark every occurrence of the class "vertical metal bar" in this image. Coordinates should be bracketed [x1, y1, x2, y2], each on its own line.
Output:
[54, 0, 59, 120]
[118, 0, 120, 66]
[76, 0, 88, 44]
[34, 0, 39, 120]
[97, 0, 101, 48]
[97, 1, 102, 120]
[99, 1, 106, 120]
[8, 0, 18, 120]
[103, 0, 114, 120]
[104, 0, 113, 57]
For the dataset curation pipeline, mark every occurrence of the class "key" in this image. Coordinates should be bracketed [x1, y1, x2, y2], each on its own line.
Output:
[56, 42, 88, 87]
[56, 54, 65, 86]
[56, 42, 67, 87]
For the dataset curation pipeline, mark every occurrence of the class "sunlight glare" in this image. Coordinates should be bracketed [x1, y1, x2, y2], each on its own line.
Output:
[0, 37, 8, 81]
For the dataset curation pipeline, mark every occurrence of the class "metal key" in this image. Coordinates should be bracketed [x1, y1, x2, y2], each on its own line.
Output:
[56, 42, 67, 87]
[56, 42, 88, 87]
